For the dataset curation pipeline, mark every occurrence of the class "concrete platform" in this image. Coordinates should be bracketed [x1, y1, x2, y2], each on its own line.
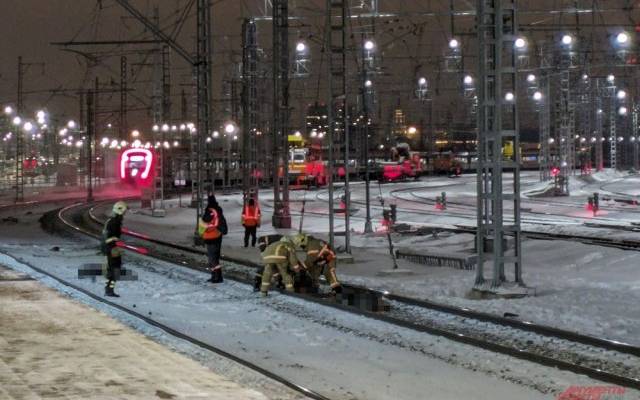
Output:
[0, 265, 269, 400]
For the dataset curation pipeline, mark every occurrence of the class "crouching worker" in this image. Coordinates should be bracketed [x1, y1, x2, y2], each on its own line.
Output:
[260, 236, 303, 296]
[101, 201, 128, 297]
[199, 195, 228, 283]
[292, 233, 342, 294]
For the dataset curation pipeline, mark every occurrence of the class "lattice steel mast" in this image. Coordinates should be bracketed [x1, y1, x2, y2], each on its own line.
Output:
[272, 0, 291, 228]
[475, 0, 523, 288]
[242, 18, 259, 195]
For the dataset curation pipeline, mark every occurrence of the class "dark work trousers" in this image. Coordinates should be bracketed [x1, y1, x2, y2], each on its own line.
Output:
[106, 254, 122, 289]
[205, 239, 223, 282]
[244, 226, 257, 247]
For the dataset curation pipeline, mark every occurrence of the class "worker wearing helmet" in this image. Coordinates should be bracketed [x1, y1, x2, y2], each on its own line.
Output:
[292, 233, 342, 294]
[101, 201, 128, 297]
[260, 236, 302, 296]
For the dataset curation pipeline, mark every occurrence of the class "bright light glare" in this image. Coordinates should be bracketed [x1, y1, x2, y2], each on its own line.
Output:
[23, 122, 33, 132]
[365, 79, 373, 87]
[131, 129, 140, 137]
[364, 40, 375, 50]
[4, 106, 13, 115]
[616, 32, 629, 44]
[526, 74, 536, 83]
[463, 75, 473, 85]
[619, 106, 628, 116]
[67, 120, 76, 129]
[504, 92, 515, 102]
[533, 91, 543, 101]
[561, 34, 573, 45]
[12, 116, 22, 126]
[607, 74, 615, 83]
[224, 123, 235, 134]
[296, 42, 306, 52]
[418, 77, 427, 85]
[514, 37, 526, 49]
[448, 38, 459, 49]
[617, 90, 627, 100]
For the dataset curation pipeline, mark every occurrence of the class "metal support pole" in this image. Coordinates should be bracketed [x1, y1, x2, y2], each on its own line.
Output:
[87, 83, 95, 202]
[242, 18, 259, 194]
[120, 56, 128, 140]
[272, 0, 291, 228]
[327, 0, 350, 252]
[194, 0, 212, 235]
[15, 56, 24, 203]
[475, 0, 523, 288]
[539, 72, 551, 181]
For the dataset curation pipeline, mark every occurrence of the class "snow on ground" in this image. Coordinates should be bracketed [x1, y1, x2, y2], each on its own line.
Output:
[0, 265, 274, 400]
[1, 203, 633, 399]
[92, 170, 640, 348]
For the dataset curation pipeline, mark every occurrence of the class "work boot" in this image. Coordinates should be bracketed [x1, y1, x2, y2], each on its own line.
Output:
[209, 267, 223, 283]
[253, 275, 262, 292]
[105, 285, 120, 298]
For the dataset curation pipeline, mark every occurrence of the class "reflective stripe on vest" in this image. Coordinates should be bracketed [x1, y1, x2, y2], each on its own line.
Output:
[200, 209, 221, 239]
[242, 205, 260, 225]
[205, 209, 219, 231]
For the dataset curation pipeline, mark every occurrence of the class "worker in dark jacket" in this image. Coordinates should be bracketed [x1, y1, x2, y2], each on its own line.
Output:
[101, 201, 128, 297]
[199, 194, 228, 283]
[241, 198, 261, 247]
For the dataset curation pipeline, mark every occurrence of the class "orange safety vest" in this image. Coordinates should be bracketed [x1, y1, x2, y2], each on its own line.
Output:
[199, 209, 221, 240]
[242, 205, 261, 227]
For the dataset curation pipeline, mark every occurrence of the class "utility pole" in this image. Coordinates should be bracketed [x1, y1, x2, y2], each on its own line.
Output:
[120, 56, 128, 140]
[272, 0, 291, 228]
[86, 82, 95, 202]
[538, 72, 551, 181]
[326, 0, 350, 252]
[475, 0, 523, 289]
[15, 57, 25, 203]
[242, 18, 258, 195]
[195, 0, 212, 231]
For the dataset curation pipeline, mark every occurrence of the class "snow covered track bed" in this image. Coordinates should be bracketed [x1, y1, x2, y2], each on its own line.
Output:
[42, 204, 331, 400]
[54, 201, 640, 392]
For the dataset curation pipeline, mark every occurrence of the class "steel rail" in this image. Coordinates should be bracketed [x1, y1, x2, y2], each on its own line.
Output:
[53, 203, 332, 400]
[61, 202, 640, 390]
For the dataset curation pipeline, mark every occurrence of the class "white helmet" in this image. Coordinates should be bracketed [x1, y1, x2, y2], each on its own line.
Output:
[112, 201, 128, 216]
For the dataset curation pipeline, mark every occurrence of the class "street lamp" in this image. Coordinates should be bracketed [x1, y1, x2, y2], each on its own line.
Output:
[514, 37, 526, 49]
[296, 41, 306, 52]
[561, 34, 574, 46]
[364, 39, 375, 51]
[448, 38, 459, 49]
[533, 91, 543, 101]
[616, 32, 629, 45]
[67, 120, 76, 129]
[224, 122, 236, 134]
[617, 90, 627, 100]
[12, 116, 22, 126]
[4, 106, 14, 115]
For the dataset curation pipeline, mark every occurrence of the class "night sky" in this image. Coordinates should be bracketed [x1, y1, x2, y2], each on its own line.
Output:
[1, 1, 639, 138]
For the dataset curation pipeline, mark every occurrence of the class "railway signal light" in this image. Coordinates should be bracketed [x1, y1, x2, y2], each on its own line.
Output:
[551, 167, 560, 177]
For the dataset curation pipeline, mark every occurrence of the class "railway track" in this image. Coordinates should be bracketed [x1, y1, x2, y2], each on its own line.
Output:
[40, 202, 331, 400]
[50, 200, 640, 391]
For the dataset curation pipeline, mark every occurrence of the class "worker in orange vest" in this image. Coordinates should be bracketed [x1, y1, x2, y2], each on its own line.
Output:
[241, 198, 261, 248]
[199, 195, 228, 283]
